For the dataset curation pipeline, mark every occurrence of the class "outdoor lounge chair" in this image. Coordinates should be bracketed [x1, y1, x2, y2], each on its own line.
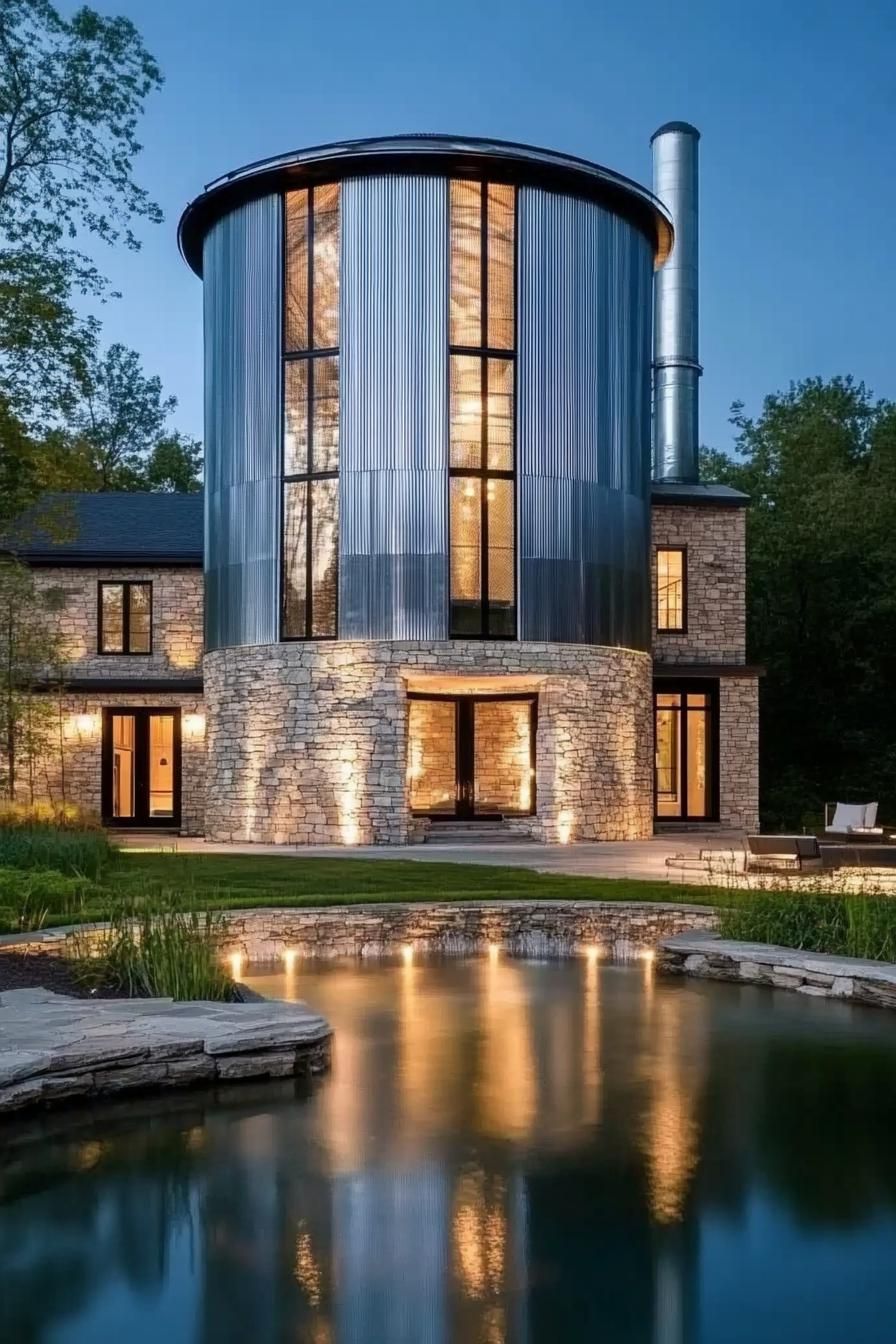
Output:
[824, 802, 883, 838]
[746, 835, 822, 872]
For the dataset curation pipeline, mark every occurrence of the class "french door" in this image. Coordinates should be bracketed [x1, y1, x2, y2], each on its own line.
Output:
[408, 694, 537, 820]
[102, 708, 181, 828]
[654, 682, 718, 822]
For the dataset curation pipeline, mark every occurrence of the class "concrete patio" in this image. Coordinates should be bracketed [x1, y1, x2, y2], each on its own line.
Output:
[115, 830, 748, 884]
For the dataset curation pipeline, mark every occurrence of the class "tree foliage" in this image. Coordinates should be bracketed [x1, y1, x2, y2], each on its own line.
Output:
[67, 342, 201, 491]
[0, 0, 162, 423]
[0, 559, 66, 800]
[703, 377, 896, 828]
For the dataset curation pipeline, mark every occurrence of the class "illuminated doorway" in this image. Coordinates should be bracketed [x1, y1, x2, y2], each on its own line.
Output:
[654, 683, 718, 822]
[102, 708, 181, 827]
[408, 695, 536, 820]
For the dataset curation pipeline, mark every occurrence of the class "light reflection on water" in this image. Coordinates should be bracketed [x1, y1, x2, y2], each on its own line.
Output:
[2, 956, 896, 1343]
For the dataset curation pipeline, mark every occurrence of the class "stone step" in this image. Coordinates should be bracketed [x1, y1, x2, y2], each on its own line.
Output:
[425, 822, 525, 845]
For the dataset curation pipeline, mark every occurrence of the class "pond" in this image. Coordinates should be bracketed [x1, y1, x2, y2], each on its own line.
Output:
[2, 955, 896, 1343]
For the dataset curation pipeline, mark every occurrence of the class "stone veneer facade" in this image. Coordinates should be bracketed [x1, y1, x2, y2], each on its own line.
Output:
[33, 567, 203, 678]
[652, 502, 760, 832]
[204, 641, 653, 845]
[16, 502, 760, 840]
[651, 505, 746, 663]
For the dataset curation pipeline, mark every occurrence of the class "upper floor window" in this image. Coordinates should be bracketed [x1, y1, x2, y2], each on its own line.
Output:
[449, 180, 516, 639]
[656, 548, 686, 632]
[282, 184, 340, 639]
[98, 581, 152, 654]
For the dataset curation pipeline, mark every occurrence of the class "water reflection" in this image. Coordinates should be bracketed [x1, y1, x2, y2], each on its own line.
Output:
[2, 959, 896, 1343]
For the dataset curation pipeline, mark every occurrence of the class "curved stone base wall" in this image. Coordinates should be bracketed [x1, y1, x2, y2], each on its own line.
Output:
[204, 640, 652, 845]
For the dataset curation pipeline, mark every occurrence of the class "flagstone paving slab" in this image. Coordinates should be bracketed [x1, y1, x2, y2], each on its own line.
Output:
[0, 987, 331, 1115]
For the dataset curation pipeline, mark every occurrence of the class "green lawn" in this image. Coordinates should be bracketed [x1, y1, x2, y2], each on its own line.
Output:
[102, 850, 727, 913]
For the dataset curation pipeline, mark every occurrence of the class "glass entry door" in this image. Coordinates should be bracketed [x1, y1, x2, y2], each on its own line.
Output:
[654, 684, 717, 821]
[408, 695, 536, 820]
[102, 708, 181, 827]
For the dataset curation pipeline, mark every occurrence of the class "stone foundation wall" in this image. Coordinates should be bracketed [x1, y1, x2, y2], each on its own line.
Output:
[22, 692, 206, 834]
[34, 567, 203, 677]
[719, 677, 760, 830]
[203, 641, 653, 845]
[651, 505, 746, 663]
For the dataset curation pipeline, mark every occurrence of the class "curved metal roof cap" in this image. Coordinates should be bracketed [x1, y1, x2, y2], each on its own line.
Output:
[178, 133, 673, 275]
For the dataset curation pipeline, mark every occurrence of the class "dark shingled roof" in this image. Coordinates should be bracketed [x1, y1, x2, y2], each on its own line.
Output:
[6, 492, 204, 564]
[651, 482, 749, 508]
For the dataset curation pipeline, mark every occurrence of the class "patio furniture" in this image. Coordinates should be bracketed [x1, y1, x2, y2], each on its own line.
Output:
[746, 834, 822, 873]
[824, 801, 883, 839]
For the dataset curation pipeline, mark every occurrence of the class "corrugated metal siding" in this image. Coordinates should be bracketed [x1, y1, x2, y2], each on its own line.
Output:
[203, 195, 281, 651]
[516, 188, 652, 650]
[340, 175, 449, 639]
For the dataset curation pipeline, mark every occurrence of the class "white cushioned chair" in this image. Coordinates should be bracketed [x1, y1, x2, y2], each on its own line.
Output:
[825, 801, 882, 835]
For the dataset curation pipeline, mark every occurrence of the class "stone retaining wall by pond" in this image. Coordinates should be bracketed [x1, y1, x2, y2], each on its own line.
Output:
[2, 901, 720, 967]
[217, 901, 719, 965]
[659, 931, 896, 1011]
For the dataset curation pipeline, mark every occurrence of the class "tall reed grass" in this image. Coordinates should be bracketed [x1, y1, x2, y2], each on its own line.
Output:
[719, 887, 896, 962]
[74, 904, 233, 1001]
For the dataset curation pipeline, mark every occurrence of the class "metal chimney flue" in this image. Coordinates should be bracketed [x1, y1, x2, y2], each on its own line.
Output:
[651, 121, 701, 483]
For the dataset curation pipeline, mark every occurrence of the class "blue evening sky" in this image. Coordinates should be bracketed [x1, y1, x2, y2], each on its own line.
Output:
[80, 0, 895, 455]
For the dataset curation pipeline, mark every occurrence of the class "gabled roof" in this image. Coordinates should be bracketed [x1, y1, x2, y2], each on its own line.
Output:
[6, 492, 204, 565]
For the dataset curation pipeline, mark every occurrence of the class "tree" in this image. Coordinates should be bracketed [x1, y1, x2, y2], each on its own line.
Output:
[68, 342, 202, 491]
[0, 559, 66, 800]
[0, 0, 162, 423]
[703, 377, 896, 828]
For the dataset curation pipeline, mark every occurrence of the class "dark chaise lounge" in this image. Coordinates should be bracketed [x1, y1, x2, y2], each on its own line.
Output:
[746, 834, 822, 873]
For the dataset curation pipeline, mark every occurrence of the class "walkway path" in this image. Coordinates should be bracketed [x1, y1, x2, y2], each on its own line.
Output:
[116, 831, 747, 884]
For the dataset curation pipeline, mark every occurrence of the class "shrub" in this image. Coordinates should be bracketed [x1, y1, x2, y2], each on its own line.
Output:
[0, 801, 102, 830]
[0, 866, 107, 932]
[719, 887, 896, 963]
[75, 904, 233, 1001]
[0, 823, 112, 879]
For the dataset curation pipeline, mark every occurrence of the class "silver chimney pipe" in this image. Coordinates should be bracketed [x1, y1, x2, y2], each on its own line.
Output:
[651, 122, 701, 483]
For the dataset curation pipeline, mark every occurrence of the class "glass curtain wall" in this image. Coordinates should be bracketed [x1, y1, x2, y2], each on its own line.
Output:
[448, 181, 516, 638]
[282, 184, 340, 639]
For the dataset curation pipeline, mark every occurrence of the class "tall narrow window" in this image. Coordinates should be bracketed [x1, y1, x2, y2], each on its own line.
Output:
[449, 181, 516, 638]
[282, 184, 340, 639]
[98, 581, 152, 654]
[656, 547, 686, 632]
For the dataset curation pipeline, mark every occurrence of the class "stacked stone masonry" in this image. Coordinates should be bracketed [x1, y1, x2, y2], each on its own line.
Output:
[33, 692, 206, 835]
[651, 505, 746, 662]
[34, 567, 203, 677]
[205, 641, 653, 846]
[660, 932, 896, 1011]
[6, 901, 719, 966]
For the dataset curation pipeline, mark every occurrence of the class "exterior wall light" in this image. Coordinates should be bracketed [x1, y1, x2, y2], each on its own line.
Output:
[183, 713, 206, 738]
[73, 712, 98, 737]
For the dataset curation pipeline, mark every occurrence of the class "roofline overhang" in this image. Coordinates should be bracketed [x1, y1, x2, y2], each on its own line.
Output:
[7, 552, 203, 568]
[178, 133, 673, 276]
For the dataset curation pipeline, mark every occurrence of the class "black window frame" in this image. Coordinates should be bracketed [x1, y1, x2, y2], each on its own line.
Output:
[97, 580, 153, 656]
[448, 179, 518, 641]
[655, 545, 688, 634]
[653, 679, 719, 822]
[280, 183, 340, 642]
